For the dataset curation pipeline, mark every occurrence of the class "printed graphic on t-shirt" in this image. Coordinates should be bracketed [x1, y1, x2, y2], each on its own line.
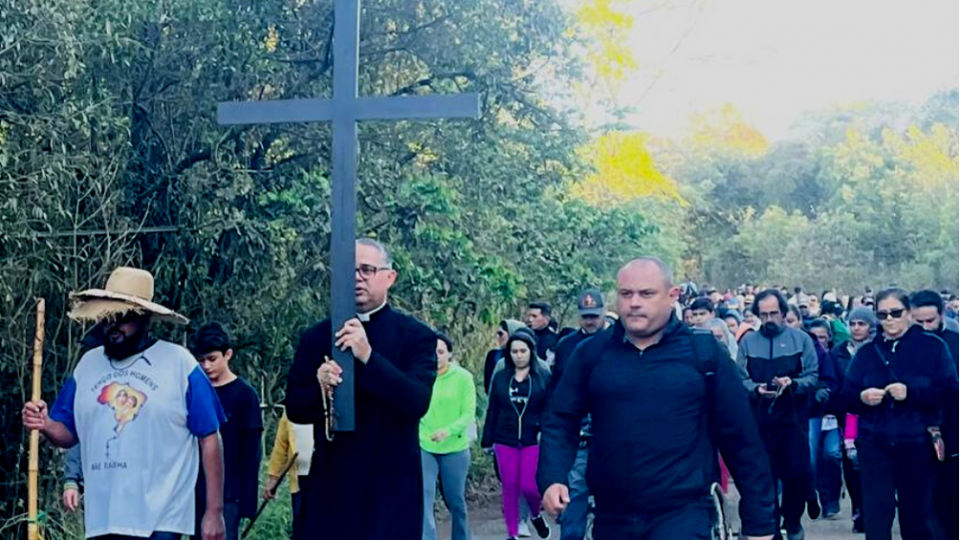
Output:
[96, 381, 147, 460]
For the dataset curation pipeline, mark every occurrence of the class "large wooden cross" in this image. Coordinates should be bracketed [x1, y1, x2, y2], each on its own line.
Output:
[218, 0, 479, 431]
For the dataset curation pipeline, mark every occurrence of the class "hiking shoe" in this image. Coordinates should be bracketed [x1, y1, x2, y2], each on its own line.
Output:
[530, 515, 551, 539]
[518, 520, 531, 537]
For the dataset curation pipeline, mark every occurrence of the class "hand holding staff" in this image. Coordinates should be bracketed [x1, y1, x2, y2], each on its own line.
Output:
[28, 299, 45, 540]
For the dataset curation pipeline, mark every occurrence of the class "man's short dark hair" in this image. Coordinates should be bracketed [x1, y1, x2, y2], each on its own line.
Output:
[909, 289, 943, 314]
[751, 289, 789, 317]
[528, 302, 552, 318]
[690, 298, 715, 313]
[436, 332, 454, 353]
[191, 322, 232, 356]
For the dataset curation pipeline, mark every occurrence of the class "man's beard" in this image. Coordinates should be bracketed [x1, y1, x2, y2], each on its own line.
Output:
[103, 326, 150, 360]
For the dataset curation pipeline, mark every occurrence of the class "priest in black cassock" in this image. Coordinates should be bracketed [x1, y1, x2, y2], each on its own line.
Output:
[286, 238, 437, 540]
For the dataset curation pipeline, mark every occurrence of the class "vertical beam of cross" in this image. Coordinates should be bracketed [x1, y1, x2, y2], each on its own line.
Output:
[218, 0, 480, 431]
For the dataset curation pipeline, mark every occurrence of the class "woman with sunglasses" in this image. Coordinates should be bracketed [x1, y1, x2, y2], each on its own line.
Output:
[840, 288, 959, 540]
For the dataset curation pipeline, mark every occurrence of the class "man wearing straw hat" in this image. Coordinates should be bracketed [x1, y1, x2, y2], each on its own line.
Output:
[22, 267, 228, 540]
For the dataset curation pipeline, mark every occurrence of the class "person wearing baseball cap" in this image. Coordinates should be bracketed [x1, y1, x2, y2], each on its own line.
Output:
[547, 288, 608, 540]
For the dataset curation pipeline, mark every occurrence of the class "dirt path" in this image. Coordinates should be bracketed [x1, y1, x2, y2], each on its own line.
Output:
[437, 487, 899, 540]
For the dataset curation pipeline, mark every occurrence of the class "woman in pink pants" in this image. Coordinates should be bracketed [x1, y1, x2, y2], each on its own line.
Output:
[482, 330, 552, 540]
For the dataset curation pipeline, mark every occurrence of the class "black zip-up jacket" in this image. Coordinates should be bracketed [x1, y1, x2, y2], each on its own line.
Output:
[840, 325, 959, 446]
[538, 316, 777, 537]
[533, 326, 559, 362]
[482, 367, 551, 448]
[549, 329, 597, 396]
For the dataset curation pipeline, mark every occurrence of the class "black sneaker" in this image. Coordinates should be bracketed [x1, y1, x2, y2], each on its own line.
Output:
[530, 515, 551, 539]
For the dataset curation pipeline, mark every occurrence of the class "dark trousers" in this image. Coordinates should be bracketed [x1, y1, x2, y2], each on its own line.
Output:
[592, 502, 713, 540]
[933, 457, 959, 540]
[224, 501, 241, 540]
[857, 439, 938, 540]
[761, 424, 811, 532]
[292, 476, 308, 540]
[841, 451, 863, 526]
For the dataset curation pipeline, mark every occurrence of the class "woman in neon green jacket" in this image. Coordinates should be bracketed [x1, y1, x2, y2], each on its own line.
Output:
[420, 333, 477, 540]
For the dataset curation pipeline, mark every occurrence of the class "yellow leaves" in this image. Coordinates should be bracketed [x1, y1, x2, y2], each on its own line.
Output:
[882, 124, 958, 184]
[687, 104, 769, 158]
[571, 131, 685, 205]
[263, 24, 279, 53]
[407, 141, 438, 168]
[574, 0, 638, 84]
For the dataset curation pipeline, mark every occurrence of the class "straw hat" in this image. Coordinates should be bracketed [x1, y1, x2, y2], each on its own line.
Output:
[69, 267, 189, 325]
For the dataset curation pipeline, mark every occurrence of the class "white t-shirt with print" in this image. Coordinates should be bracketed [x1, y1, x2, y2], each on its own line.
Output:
[51, 340, 224, 538]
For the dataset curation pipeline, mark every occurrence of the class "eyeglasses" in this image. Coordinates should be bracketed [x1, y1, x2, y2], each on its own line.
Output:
[876, 309, 905, 321]
[355, 264, 392, 279]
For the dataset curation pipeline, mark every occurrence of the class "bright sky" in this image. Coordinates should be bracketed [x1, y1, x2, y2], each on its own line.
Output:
[617, 0, 959, 140]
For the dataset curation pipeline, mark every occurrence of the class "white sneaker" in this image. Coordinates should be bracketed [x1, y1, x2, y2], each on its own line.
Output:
[518, 521, 532, 537]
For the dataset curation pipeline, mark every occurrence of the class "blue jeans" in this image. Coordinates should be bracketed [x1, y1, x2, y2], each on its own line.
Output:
[421, 448, 471, 540]
[808, 417, 842, 514]
[560, 447, 591, 540]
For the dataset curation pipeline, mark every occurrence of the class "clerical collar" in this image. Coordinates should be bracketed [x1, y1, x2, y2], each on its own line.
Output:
[357, 300, 388, 322]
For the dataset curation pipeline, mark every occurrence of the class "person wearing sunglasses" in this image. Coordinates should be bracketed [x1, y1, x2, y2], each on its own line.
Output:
[484, 319, 526, 394]
[840, 288, 959, 540]
[826, 306, 877, 533]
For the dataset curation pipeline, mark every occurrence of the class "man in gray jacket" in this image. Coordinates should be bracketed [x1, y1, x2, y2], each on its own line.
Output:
[738, 289, 818, 540]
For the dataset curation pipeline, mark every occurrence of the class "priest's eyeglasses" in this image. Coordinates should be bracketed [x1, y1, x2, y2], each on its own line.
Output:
[356, 264, 392, 279]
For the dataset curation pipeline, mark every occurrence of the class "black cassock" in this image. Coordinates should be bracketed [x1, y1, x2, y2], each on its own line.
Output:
[286, 304, 437, 539]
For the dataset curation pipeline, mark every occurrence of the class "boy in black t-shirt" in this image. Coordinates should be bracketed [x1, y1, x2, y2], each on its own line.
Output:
[192, 322, 263, 540]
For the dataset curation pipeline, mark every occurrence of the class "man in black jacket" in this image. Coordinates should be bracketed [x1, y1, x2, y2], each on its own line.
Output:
[539, 257, 776, 540]
[910, 289, 960, 540]
[548, 288, 607, 540]
[526, 302, 560, 364]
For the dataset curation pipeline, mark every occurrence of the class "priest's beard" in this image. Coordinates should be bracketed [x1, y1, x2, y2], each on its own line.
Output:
[103, 324, 153, 360]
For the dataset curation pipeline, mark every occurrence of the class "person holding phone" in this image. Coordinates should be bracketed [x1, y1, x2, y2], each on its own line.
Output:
[737, 289, 819, 540]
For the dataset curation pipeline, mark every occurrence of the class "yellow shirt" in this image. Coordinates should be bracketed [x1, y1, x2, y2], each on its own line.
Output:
[267, 413, 314, 493]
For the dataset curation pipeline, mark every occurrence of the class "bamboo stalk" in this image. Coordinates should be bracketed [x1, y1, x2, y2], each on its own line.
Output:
[28, 299, 45, 540]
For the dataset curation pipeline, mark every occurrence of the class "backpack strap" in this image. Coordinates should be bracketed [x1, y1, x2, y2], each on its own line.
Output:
[690, 330, 722, 482]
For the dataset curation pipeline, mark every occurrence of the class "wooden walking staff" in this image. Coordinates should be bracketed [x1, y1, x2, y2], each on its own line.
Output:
[27, 299, 45, 540]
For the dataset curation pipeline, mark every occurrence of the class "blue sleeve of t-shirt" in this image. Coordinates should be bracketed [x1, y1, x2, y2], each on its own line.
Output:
[186, 366, 226, 438]
[49, 377, 78, 440]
